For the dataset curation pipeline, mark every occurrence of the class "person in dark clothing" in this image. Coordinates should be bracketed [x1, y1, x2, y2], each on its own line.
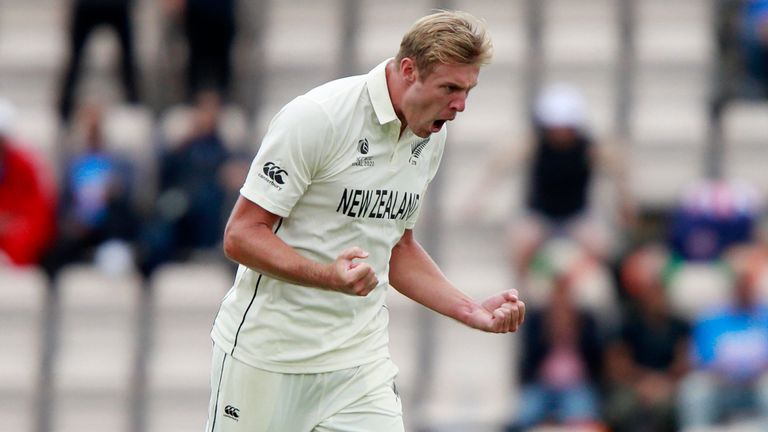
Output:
[527, 130, 592, 223]
[514, 83, 631, 275]
[139, 90, 230, 274]
[463, 83, 634, 280]
[506, 276, 603, 430]
[164, 0, 237, 98]
[185, 0, 236, 96]
[57, 0, 140, 123]
[159, 94, 229, 248]
[603, 244, 691, 432]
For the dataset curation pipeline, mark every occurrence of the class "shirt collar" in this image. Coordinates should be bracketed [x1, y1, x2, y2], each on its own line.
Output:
[366, 59, 399, 126]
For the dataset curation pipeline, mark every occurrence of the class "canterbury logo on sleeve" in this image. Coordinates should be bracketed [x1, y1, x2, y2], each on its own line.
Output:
[258, 162, 289, 190]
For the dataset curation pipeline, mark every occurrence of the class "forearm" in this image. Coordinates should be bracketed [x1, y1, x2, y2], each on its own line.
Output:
[388, 234, 478, 325]
[223, 196, 378, 296]
[224, 222, 333, 289]
[595, 144, 634, 220]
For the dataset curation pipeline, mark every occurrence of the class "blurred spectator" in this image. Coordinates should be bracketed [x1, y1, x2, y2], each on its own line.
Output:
[58, 0, 140, 123]
[505, 275, 603, 431]
[42, 102, 139, 276]
[742, 0, 768, 87]
[524, 237, 619, 324]
[668, 178, 762, 262]
[164, 0, 237, 98]
[603, 244, 690, 432]
[465, 83, 633, 281]
[0, 99, 57, 266]
[678, 245, 768, 428]
[139, 90, 230, 274]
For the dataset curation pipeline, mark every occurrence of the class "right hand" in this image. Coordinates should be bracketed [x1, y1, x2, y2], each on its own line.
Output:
[465, 290, 526, 333]
[329, 247, 378, 296]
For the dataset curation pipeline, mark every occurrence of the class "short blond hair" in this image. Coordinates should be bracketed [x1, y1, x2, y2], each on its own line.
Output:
[396, 10, 492, 78]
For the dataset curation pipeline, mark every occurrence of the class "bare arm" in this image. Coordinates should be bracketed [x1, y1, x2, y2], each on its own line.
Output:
[592, 140, 636, 227]
[388, 229, 525, 333]
[223, 196, 379, 296]
[460, 138, 532, 220]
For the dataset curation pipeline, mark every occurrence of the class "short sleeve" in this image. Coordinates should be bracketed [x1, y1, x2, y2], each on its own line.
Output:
[404, 132, 446, 229]
[240, 96, 334, 217]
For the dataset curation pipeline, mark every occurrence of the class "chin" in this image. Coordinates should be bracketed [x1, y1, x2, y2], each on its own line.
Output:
[410, 126, 430, 138]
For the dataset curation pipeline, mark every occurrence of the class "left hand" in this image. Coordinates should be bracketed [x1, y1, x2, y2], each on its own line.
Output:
[466, 289, 525, 333]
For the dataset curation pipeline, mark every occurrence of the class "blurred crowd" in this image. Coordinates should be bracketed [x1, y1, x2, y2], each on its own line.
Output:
[0, 0, 245, 277]
[461, 76, 768, 431]
[499, 2, 768, 428]
[1, 90, 249, 277]
[2, 1, 768, 431]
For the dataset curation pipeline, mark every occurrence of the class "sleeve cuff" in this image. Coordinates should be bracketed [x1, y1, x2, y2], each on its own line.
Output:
[240, 187, 292, 218]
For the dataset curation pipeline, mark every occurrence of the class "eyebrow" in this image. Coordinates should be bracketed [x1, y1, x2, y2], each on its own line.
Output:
[444, 81, 477, 91]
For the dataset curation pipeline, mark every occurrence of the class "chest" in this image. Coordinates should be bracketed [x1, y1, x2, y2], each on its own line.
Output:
[309, 129, 437, 221]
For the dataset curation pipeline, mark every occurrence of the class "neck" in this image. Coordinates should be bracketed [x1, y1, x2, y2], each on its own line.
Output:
[385, 60, 408, 136]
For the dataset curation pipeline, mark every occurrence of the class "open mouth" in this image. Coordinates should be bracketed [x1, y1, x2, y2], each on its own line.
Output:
[431, 119, 447, 132]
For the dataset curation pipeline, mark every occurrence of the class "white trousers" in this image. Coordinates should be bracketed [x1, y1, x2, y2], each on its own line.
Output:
[206, 344, 404, 432]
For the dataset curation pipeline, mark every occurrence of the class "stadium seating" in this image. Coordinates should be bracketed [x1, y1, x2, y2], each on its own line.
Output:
[2, 0, 767, 430]
[144, 262, 231, 432]
[50, 264, 142, 432]
[0, 266, 49, 432]
[11, 107, 61, 176]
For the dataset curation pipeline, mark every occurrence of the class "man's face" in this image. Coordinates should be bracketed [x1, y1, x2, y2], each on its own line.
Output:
[400, 61, 480, 138]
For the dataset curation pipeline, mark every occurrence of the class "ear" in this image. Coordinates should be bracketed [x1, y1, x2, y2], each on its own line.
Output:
[399, 57, 418, 84]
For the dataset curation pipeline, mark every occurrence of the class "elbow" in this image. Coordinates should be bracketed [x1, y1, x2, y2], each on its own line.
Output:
[222, 223, 241, 262]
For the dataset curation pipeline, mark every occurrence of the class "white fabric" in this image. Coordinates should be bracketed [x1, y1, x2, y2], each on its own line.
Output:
[211, 60, 446, 373]
[206, 346, 403, 432]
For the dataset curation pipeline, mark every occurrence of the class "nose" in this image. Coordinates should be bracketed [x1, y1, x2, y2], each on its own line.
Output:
[450, 93, 467, 113]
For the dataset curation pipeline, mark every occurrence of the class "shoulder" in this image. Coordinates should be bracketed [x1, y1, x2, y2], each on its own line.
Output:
[303, 74, 368, 115]
[277, 74, 364, 126]
[279, 95, 332, 123]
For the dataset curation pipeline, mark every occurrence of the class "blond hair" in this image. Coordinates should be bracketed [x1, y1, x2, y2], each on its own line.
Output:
[396, 10, 492, 78]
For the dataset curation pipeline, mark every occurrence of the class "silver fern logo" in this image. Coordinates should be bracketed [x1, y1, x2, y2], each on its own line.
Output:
[409, 137, 430, 165]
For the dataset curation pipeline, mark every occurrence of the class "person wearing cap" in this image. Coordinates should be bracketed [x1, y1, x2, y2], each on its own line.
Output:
[0, 99, 57, 266]
[463, 83, 634, 280]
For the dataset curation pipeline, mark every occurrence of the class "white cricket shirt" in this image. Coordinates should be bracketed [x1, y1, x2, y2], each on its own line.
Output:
[211, 59, 446, 373]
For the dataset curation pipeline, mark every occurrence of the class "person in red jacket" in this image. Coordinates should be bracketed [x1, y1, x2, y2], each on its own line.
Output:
[0, 99, 56, 266]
